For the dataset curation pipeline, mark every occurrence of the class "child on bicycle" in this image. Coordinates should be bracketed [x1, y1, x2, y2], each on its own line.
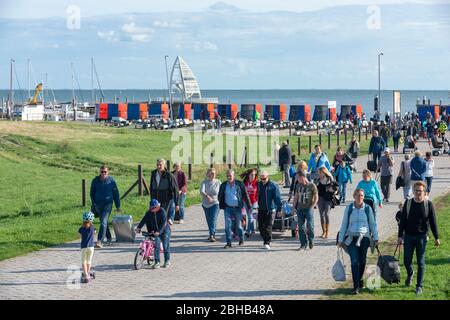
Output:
[136, 199, 171, 269]
[78, 211, 96, 283]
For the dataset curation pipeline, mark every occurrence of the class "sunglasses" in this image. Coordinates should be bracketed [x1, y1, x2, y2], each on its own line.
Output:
[260, 177, 268, 180]
[100, 171, 108, 174]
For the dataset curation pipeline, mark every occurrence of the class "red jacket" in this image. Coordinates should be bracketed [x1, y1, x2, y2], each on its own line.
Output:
[245, 179, 258, 205]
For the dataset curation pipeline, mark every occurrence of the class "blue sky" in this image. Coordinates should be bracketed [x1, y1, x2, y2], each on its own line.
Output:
[0, 0, 449, 89]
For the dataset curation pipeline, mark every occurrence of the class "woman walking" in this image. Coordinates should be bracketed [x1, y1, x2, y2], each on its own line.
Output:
[347, 136, 360, 171]
[317, 167, 334, 239]
[356, 169, 382, 218]
[424, 151, 434, 194]
[378, 148, 395, 202]
[398, 154, 412, 200]
[200, 168, 221, 242]
[172, 162, 188, 224]
[337, 188, 379, 295]
[240, 168, 259, 238]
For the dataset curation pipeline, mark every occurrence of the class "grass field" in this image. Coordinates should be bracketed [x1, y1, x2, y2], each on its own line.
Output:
[324, 191, 450, 300]
[0, 121, 371, 260]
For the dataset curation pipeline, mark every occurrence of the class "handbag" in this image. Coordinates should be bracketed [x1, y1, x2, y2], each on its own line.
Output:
[396, 162, 405, 190]
[331, 248, 347, 281]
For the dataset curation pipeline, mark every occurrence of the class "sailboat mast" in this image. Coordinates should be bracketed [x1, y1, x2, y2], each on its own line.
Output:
[28, 58, 31, 100]
[91, 57, 94, 106]
[71, 62, 75, 104]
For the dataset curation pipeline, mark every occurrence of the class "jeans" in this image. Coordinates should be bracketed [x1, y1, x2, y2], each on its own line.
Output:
[338, 182, 348, 202]
[425, 177, 433, 194]
[95, 202, 112, 242]
[348, 237, 370, 290]
[168, 200, 175, 221]
[297, 207, 314, 246]
[393, 138, 400, 152]
[283, 164, 291, 187]
[317, 197, 331, 225]
[178, 193, 186, 220]
[403, 180, 412, 200]
[372, 152, 381, 166]
[154, 227, 171, 264]
[258, 210, 272, 245]
[380, 175, 392, 200]
[202, 204, 219, 237]
[246, 206, 255, 234]
[404, 234, 427, 288]
[224, 207, 244, 244]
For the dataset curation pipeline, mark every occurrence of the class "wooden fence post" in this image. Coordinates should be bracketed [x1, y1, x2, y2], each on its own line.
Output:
[138, 165, 143, 196]
[309, 135, 312, 153]
[227, 150, 232, 170]
[337, 130, 340, 146]
[297, 137, 300, 156]
[188, 157, 192, 180]
[328, 132, 331, 150]
[82, 179, 86, 207]
[210, 152, 214, 168]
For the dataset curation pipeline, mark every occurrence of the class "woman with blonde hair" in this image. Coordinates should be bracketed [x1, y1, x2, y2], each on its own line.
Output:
[317, 166, 335, 238]
[356, 169, 382, 217]
[200, 168, 221, 242]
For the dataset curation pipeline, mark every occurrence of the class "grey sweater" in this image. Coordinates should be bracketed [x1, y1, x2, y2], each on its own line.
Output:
[200, 179, 221, 208]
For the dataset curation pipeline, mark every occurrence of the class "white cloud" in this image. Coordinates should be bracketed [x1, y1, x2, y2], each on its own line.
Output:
[121, 22, 153, 34]
[97, 30, 119, 42]
[153, 20, 184, 28]
[130, 34, 150, 42]
[176, 41, 218, 51]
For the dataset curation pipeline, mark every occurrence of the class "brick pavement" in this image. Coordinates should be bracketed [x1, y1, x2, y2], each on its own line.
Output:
[1, 138, 449, 299]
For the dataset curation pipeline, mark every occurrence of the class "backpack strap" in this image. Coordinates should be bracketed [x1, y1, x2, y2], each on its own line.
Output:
[406, 198, 429, 220]
[406, 198, 412, 220]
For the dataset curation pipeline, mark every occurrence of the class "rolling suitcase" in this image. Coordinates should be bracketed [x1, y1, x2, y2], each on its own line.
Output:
[112, 214, 136, 242]
[367, 154, 377, 172]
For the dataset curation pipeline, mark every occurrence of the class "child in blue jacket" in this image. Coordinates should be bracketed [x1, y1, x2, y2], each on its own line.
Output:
[333, 161, 353, 203]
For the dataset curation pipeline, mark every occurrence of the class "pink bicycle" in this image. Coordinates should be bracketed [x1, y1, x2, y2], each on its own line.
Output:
[134, 231, 164, 270]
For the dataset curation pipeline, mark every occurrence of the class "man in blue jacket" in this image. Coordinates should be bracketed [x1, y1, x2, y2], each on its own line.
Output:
[90, 165, 121, 248]
[257, 170, 282, 250]
[368, 130, 386, 166]
[218, 169, 251, 248]
[409, 150, 427, 182]
[136, 199, 171, 269]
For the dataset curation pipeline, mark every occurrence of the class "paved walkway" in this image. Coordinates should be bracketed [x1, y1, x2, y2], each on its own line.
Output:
[1, 138, 449, 299]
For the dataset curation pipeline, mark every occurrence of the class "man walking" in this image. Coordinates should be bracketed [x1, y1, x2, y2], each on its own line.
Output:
[279, 141, 292, 188]
[368, 130, 386, 166]
[378, 148, 395, 202]
[90, 165, 121, 248]
[307, 144, 331, 183]
[409, 150, 427, 183]
[150, 159, 179, 225]
[293, 170, 318, 250]
[398, 181, 440, 295]
[218, 169, 251, 248]
[257, 170, 282, 250]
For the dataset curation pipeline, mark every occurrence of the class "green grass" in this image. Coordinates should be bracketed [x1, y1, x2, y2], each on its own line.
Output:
[324, 191, 450, 300]
[0, 121, 372, 261]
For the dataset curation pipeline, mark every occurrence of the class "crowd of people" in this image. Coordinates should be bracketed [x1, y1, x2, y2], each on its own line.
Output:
[80, 113, 443, 294]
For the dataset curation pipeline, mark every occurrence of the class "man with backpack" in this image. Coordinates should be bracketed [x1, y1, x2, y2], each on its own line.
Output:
[368, 130, 386, 167]
[397, 181, 440, 295]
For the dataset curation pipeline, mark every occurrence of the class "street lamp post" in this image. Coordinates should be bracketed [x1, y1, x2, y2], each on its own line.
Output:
[164, 55, 173, 120]
[378, 52, 383, 118]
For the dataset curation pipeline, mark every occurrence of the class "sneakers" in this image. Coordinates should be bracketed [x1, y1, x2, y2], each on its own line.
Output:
[309, 242, 314, 249]
[264, 244, 271, 250]
[351, 288, 360, 295]
[95, 241, 103, 248]
[245, 232, 250, 238]
[152, 262, 161, 269]
[298, 245, 307, 251]
[168, 219, 174, 225]
[415, 287, 423, 295]
[208, 235, 216, 242]
[239, 240, 244, 246]
[405, 272, 414, 287]
[162, 261, 171, 268]
[224, 243, 232, 249]
[179, 219, 184, 224]
[105, 238, 112, 245]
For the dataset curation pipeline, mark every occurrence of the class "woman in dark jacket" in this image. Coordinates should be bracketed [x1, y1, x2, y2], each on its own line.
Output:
[317, 167, 335, 239]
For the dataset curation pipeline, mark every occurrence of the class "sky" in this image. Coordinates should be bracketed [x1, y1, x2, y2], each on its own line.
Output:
[0, 0, 449, 89]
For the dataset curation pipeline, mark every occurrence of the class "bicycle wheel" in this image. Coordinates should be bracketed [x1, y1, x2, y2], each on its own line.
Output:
[134, 249, 145, 270]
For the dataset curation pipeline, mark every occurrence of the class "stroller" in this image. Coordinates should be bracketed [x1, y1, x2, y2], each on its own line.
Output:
[430, 135, 445, 156]
[402, 135, 417, 154]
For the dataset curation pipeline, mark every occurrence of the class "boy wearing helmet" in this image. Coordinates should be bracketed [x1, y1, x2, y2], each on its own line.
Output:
[136, 199, 171, 269]
[79, 211, 96, 283]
